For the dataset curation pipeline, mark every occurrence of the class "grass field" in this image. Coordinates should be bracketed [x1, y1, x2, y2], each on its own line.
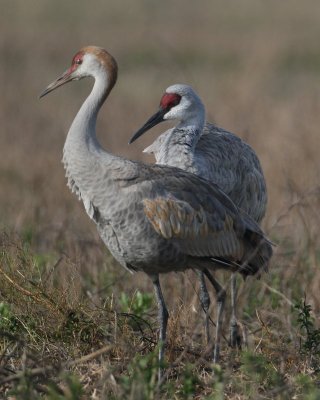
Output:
[0, 1, 320, 398]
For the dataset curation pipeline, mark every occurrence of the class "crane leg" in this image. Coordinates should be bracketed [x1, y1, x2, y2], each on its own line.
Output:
[203, 269, 226, 364]
[151, 274, 169, 381]
[230, 273, 241, 348]
[197, 271, 211, 344]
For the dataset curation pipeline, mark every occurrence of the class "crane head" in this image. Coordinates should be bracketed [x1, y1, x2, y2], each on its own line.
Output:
[39, 46, 117, 98]
[128, 84, 205, 144]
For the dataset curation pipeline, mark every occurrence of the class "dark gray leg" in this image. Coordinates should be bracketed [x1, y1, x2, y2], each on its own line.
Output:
[151, 274, 169, 381]
[203, 269, 226, 364]
[197, 271, 211, 344]
[230, 273, 241, 348]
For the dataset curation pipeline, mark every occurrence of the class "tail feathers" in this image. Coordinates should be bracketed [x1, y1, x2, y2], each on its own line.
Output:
[209, 257, 240, 270]
[240, 233, 273, 277]
[235, 210, 274, 277]
[209, 235, 273, 278]
[194, 214, 274, 278]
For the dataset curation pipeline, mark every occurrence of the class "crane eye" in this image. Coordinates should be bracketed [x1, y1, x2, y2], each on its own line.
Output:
[75, 58, 82, 65]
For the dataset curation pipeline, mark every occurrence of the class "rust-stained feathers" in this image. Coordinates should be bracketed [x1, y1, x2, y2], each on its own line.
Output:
[81, 46, 118, 93]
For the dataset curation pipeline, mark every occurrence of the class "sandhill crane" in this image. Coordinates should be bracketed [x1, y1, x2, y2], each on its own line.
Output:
[40, 47, 272, 377]
[129, 84, 267, 349]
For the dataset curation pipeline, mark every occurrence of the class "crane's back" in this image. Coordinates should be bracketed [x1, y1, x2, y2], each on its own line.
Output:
[144, 123, 267, 223]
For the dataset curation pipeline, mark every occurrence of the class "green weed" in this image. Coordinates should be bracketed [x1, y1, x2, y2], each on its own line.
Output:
[179, 363, 201, 399]
[120, 290, 154, 318]
[239, 351, 287, 398]
[0, 301, 20, 333]
[118, 350, 160, 400]
[295, 374, 320, 400]
[294, 297, 320, 371]
[7, 372, 83, 400]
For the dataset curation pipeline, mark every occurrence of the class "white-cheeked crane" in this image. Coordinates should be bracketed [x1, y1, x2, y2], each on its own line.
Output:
[129, 84, 267, 351]
[40, 47, 272, 378]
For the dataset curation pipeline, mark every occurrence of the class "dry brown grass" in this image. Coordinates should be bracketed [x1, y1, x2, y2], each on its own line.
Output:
[0, 0, 320, 398]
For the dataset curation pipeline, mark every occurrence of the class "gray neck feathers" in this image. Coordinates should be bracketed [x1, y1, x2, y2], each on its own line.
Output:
[65, 73, 107, 154]
[62, 71, 117, 199]
[157, 101, 205, 168]
[157, 126, 202, 169]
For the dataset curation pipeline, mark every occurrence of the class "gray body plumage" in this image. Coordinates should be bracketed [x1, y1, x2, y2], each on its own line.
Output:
[144, 123, 267, 224]
[63, 144, 268, 277]
[61, 77, 269, 277]
[41, 51, 272, 373]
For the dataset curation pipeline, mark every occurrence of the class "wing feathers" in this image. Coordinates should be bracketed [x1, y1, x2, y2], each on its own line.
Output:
[143, 197, 243, 259]
[143, 197, 212, 240]
[141, 180, 272, 277]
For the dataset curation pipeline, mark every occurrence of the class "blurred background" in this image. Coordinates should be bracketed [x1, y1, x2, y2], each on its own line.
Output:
[1, 0, 320, 226]
[0, 0, 319, 361]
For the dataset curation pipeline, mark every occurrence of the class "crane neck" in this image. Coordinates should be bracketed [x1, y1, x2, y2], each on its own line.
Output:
[175, 96, 206, 140]
[153, 105, 205, 168]
[175, 106, 205, 148]
[67, 70, 110, 153]
[62, 66, 123, 201]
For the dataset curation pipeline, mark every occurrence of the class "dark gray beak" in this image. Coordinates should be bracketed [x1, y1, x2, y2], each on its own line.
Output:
[129, 108, 167, 144]
[39, 68, 75, 99]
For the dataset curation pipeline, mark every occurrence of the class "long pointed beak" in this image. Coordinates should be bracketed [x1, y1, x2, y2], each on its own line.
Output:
[128, 108, 167, 144]
[39, 68, 74, 99]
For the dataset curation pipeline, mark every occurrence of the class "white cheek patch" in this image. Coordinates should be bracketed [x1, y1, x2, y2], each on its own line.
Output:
[164, 108, 179, 120]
